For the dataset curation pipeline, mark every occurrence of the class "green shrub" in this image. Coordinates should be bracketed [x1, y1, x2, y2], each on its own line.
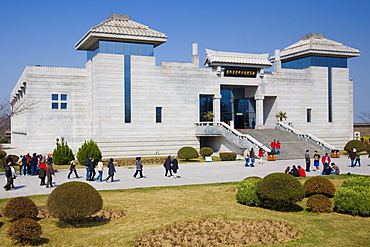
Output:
[0, 136, 9, 143]
[199, 147, 214, 158]
[3, 197, 38, 220]
[366, 144, 370, 156]
[341, 176, 370, 188]
[52, 140, 74, 166]
[46, 181, 103, 224]
[219, 152, 237, 161]
[344, 140, 366, 153]
[303, 176, 336, 197]
[257, 173, 305, 211]
[7, 218, 42, 245]
[244, 176, 262, 180]
[76, 139, 102, 165]
[0, 150, 7, 159]
[177, 146, 199, 161]
[236, 178, 262, 206]
[334, 186, 370, 216]
[306, 194, 332, 213]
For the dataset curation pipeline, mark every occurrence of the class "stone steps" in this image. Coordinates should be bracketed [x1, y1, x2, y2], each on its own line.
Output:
[239, 129, 326, 160]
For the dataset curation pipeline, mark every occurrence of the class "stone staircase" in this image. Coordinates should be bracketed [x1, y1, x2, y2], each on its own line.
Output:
[239, 129, 325, 160]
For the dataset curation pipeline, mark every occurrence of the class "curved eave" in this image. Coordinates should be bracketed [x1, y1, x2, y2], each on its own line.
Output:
[75, 32, 167, 50]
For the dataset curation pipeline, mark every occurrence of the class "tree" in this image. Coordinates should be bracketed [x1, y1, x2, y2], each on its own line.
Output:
[76, 140, 102, 165]
[275, 111, 288, 121]
[52, 139, 74, 166]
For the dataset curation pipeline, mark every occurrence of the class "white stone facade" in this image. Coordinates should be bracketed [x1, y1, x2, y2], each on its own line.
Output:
[10, 15, 359, 157]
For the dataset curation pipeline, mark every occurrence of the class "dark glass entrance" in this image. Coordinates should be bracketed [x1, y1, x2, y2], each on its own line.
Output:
[221, 86, 256, 129]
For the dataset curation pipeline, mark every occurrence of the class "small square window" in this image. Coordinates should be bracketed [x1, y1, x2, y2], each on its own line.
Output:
[52, 94, 58, 101]
[61, 103, 67, 109]
[52, 103, 58, 109]
[61, 94, 67, 101]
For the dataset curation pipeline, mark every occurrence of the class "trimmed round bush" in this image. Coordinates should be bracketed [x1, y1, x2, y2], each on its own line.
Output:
[306, 194, 332, 213]
[334, 186, 370, 216]
[219, 152, 237, 161]
[3, 197, 38, 220]
[7, 218, 42, 245]
[236, 178, 262, 206]
[341, 176, 370, 188]
[46, 181, 103, 224]
[199, 147, 214, 158]
[303, 176, 336, 197]
[257, 173, 305, 211]
[344, 140, 366, 153]
[244, 176, 262, 180]
[177, 146, 199, 161]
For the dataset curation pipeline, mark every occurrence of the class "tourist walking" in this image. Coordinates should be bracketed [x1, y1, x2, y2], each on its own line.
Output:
[67, 157, 80, 179]
[172, 156, 180, 178]
[243, 148, 250, 167]
[10, 162, 16, 189]
[21, 155, 28, 176]
[96, 159, 104, 182]
[305, 150, 311, 172]
[38, 160, 47, 186]
[164, 155, 173, 177]
[18, 155, 23, 175]
[250, 148, 255, 167]
[85, 156, 93, 181]
[313, 151, 321, 172]
[105, 158, 116, 182]
[348, 148, 356, 167]
[258, 148, 265, 164]
[133, 157, 144, 179]
[354, 152, 361, 166]
[46, 162, 55, 188]
[3, 161, 13, 191]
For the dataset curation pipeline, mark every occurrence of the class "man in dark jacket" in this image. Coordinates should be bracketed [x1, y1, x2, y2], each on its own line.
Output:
[3, 161, 13, 191]
[163, 156, 172, 177]
[289, 165, 300, 177]
[31, 153, 38, 175]
[89, 158, 96, 181]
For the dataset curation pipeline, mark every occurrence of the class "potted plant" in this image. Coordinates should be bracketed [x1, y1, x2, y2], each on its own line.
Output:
[275, 111, 288, 122]
[203, 111, 215, 121]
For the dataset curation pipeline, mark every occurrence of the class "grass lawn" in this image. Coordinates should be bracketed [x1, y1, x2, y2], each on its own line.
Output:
[0, 176, 369, 246]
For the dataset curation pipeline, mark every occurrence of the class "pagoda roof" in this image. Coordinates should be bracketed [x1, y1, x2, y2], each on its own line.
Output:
[75, 14, 168, 50]
[204, 49, 272, 68]
[270, 33, 360, 62]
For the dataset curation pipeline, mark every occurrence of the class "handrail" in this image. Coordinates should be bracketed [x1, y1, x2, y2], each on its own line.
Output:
[194, 122, 271, 152]
[276, 122, 337, 153]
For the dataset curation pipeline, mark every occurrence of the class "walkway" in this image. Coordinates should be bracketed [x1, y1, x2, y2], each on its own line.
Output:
[1, 156, 369, 199]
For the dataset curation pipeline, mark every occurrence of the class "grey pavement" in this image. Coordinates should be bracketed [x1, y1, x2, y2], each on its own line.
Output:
[1, 156, 369, 199]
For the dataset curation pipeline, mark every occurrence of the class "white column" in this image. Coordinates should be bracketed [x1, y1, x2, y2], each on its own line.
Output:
[255, 96, 264, 129]
[274, 49, 281, 72]
[213, 94, 221, 123]
[192, 43, 199, 68]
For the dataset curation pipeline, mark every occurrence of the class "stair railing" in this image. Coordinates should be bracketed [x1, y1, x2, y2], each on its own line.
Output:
[195, 122, 271, 152]
[276, 122, 336, 153]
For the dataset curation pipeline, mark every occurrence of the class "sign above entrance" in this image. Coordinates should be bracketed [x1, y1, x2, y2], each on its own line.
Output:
[224, 67, 259, 78]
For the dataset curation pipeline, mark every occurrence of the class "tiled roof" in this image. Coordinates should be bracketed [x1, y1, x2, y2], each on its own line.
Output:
[270, 33, 360, 61]
[76, 14, 168, 50]
[204, 49, 272, 67]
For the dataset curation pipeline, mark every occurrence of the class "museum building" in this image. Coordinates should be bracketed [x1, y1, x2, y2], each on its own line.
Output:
[10, 14, 360, 157]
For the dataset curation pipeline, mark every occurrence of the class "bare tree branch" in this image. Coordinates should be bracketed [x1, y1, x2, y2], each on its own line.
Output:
[356, 112, 370, 123]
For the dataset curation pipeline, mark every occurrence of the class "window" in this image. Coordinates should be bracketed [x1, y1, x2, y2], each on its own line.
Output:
[307, 108, 312, 122]
[52, 94, 68, 110]
[156, 107, 162, 123]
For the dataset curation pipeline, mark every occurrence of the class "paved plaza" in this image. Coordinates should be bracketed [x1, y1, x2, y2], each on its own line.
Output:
[1, 156, 369, 199]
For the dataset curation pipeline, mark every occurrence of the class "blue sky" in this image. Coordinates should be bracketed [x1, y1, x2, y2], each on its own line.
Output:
[0, 0, 368, 122]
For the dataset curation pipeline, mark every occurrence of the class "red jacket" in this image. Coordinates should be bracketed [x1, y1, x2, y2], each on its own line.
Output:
[258, 150, 265, 157]
[321, 155, 331, 164]
[298, 168, 306, 177]
[275, 142, 281, 149]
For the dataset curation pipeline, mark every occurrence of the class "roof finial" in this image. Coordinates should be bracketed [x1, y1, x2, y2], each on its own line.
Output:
[108, 14, 131, 20]
[302, 33, 325, 40]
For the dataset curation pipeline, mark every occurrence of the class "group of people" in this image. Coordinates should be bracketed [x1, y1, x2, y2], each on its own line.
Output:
[83, 157, 116, 182]
[163, 156, 180, 178]
[305, 150, 341, 175]
[348, 148, 361, 167]
[243, 148, 267, 167]
[285, 165, 306, 177]
[270, 140, 281, 155]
